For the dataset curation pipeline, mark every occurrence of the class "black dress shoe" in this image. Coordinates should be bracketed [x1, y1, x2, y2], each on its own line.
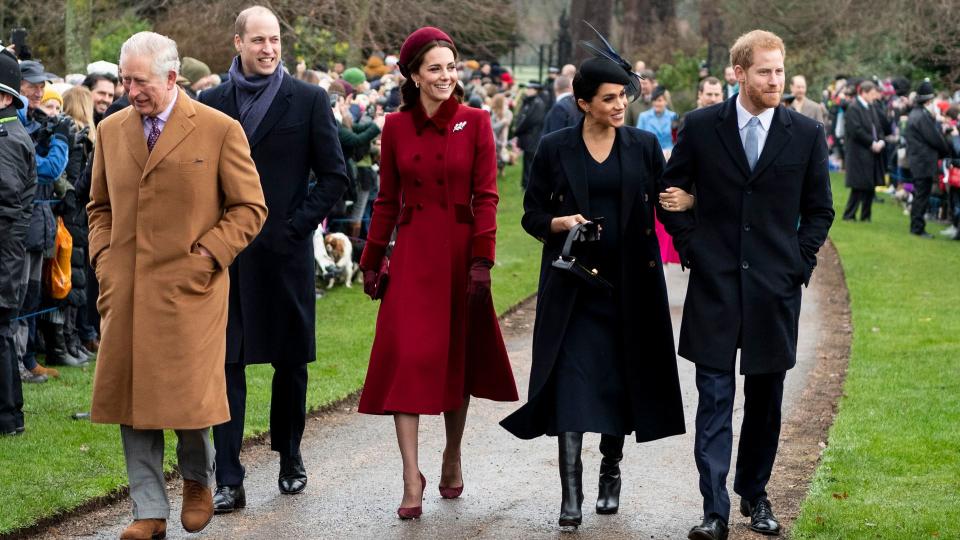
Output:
[213, 485, 246, 514]
[278, 453, 307, 494]
[688, 516, 728, 540]
[740, 497, 781, 536]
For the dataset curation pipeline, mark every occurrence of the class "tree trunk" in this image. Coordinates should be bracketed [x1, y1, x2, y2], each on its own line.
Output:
[346, 0, 371, 66]
[569, 0, 613, 64]
[65, 0, 91, 74]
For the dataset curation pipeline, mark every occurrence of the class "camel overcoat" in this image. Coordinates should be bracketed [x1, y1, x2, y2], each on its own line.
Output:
[87, 89, 267, 429]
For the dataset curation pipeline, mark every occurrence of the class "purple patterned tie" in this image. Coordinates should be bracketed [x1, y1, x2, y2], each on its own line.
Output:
[146, 117, 161, 152]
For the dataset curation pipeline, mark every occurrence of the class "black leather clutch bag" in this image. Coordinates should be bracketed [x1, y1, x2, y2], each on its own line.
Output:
[551, 221, 613, 292]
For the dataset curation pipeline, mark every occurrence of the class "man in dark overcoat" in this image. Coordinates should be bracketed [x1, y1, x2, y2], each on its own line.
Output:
[904, 80, 953, 237]
[199, 5, 348, 511]
[658, 30, 833, 540]
[540, 75, 578, 137]
[841, 80, 885, 222]
[513, 82, 546, 189]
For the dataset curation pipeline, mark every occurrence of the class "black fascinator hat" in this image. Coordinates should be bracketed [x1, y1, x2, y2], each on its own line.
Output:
[579, 21, 642, 101]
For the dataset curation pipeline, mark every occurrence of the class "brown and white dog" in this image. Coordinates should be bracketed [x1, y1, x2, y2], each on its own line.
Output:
[313, 228, 358, 289]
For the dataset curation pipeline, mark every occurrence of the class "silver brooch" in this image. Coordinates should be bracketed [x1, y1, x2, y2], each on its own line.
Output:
[453, 121, 467, 133]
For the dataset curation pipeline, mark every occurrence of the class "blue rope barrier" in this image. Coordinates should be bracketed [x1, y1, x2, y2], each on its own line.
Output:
[10, 306, 59, 322]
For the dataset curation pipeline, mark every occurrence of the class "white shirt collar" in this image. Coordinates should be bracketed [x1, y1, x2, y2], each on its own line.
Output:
[149, 89, 178, 124]
[736, 94, 775, 132]
[556, 91, 573, 101]
[857, 95, 869, 109]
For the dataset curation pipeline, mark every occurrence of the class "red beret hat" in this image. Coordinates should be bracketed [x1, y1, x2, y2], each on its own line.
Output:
[398, 27, 455, 77]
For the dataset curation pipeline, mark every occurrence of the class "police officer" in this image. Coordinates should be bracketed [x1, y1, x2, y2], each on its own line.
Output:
[0, 48, 38, 436]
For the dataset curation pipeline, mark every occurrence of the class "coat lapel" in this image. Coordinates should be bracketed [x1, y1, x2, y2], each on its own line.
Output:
[715, 97, 751, 179]
[142, 89, 197, 179]
[749, 106, 793, 182]
[248, 75, 293, 148]
[119, 107, 148, 172]
[217, 81, 240, 120]
[617, 127, 644, 234]
[559, 119, 590, 217]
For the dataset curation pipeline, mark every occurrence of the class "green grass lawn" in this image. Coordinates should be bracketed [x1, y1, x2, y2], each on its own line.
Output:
[793, 175, 960, 539]
[0, 164, 540, 535]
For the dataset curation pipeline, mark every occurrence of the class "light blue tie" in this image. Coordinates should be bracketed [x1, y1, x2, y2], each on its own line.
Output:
[745, 116, 760, 171]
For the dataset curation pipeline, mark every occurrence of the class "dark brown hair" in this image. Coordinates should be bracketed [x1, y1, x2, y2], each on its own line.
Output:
[400, 40, 464, 112]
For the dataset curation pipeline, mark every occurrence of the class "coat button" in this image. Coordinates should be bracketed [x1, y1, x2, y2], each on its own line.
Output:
[414, 178, 423, 186]
[437, 178, 445, 185]
[644, 193, 649, 202]
[645, 228, 652, 236]
[436, 153, 443, 160]
[414, 154, 420, 161]
[743, 223, 751, 231]
[741, 260, 750, 270]
[746, 188, 753, 195]
[648, 260, 656, 268]
[416, 203, 424, 210]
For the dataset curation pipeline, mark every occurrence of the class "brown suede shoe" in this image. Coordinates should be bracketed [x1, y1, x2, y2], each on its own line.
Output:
[181, 479, 213, 532]
[119, 518, 166, 539]
[31, 364, 60, 378]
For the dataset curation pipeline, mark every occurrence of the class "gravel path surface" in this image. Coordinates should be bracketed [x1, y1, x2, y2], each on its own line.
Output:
[36, 264, 824, 539]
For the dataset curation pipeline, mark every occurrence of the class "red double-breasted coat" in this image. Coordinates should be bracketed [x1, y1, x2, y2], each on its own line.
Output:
[358, 97, 518, 414]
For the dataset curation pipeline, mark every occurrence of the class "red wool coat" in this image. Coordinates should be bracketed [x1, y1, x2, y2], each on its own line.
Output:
[358, 97, 518, 414]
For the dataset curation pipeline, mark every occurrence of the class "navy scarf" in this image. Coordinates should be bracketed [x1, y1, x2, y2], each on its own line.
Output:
[228, 56, 284, 139]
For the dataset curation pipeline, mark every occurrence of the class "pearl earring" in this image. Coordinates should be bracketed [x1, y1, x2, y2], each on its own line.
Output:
[415, 81, 420, 89]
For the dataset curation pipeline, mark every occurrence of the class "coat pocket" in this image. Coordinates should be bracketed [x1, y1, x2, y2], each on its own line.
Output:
[179, 159, 208, 173]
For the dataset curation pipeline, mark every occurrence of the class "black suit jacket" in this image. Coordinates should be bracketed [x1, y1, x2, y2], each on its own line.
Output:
[540, 95, 580, 137]
[905, 106, 951, 179]
[659, 96, 834, 374]
[200, 75, 349, 366]
[843, 99, 885, 189]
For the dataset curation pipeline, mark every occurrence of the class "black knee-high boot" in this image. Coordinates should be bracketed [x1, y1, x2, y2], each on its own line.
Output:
[558, 432, 584, 527]
[596, 434, 624, 514]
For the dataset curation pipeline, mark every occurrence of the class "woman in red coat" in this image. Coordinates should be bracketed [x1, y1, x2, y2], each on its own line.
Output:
[358, 27, 518, 520]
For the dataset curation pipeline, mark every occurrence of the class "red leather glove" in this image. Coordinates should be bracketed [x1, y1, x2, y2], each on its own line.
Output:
[362, 269, 379, 299]
[467, 258, 493, 305]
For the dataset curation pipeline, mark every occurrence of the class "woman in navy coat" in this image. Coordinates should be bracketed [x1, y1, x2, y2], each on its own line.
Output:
[358, 27, 518, 520]
[500, 57, 686, 528]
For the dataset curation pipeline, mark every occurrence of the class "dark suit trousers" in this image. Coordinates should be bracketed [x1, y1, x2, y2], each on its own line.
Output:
[694, 364, 785, 521]
[843, 188, 874, 221]
[0, 324, 24, 433]
[213, 361, 308, 486]
[910, 176, 933, 234]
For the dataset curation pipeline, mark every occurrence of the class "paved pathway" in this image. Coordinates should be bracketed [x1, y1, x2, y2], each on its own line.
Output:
[46, 265, 821, 539]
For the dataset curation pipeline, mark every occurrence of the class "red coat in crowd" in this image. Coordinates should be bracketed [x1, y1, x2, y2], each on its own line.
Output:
[358, 96, 518, 414]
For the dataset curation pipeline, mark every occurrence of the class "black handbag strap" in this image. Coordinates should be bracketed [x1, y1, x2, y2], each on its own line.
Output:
[560, 222, 584, 258]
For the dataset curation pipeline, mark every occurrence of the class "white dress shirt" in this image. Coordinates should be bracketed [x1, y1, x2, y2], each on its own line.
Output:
[736, 95, 775, 157]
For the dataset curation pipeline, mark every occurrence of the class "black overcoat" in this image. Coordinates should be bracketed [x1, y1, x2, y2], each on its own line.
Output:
[200, 75, 349, 366]
[500, 121, 685, 442]
[843, 99, 885, 189]
[904, 106, 951, 179]
[541, 95, 580, 137]
[658, 96, 834, 375]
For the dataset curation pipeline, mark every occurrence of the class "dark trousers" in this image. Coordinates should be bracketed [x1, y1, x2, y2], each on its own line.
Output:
[212, 361, 308, 486]
[843, 188, 875, 221]
[910, 176, 933, 234]
[84, 256, 100, 340]
[0, 322, 24, 433]
[693, 364, 785, 522]
[522, 150, 536, 190]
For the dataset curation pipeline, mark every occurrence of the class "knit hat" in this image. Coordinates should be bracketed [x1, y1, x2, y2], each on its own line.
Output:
[328, 81, 346, 100]
[342, 67, 366, 86]
[0, 49, 23, 108]
[398, 27, 455, 78]
[181, 57, 211, 84]
[915, 79, 935, 104]
[465, 59, 480, 71]
[41, 86, 63, 107]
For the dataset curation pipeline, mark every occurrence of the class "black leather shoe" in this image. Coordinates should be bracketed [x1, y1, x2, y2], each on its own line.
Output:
[213, 485, 246, 514]
[278, 453, 307, 494]
[558, 432, 584, 527]
[740, 497, 781, 536]
[688, 516, 728, 540]
[596, 434, 623, 515]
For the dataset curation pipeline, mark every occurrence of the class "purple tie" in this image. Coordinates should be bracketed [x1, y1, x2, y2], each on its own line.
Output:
[146, 117, 161, 152]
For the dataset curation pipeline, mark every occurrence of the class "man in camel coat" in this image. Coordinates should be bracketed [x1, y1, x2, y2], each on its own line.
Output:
[87, 31, 266, 539]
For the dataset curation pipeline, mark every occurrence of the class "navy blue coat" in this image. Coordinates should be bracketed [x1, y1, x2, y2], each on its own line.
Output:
[658, 96, 834, 375]
[200, 75, 349, 366]
[540, 95, 579, 137]
[501, 121, 685, 442]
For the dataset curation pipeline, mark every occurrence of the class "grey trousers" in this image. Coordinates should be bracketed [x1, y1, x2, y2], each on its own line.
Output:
[120, 425, 215, 519]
